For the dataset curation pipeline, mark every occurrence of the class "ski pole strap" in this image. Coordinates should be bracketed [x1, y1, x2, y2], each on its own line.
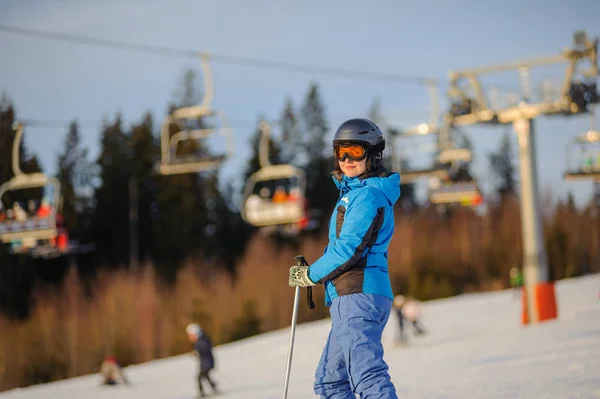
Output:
[307, 287, 315, 309]
[294, 255, 316, 310]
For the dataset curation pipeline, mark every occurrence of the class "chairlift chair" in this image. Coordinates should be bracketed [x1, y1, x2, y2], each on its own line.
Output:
[563, 129, 600, 181]
[156, 54, 234, 175]
[240, 120, 311, 230]
[156, 110, 233, 175]
[0, 122, 66, 254]
[0, 174, 61, 243]
[241, 164, 308, 228]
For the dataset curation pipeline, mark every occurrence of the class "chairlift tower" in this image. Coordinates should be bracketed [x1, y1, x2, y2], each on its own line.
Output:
[444, 31, 598, 325]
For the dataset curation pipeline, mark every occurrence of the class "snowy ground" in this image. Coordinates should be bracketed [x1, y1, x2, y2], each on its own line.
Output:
[2, 274, 599, 398]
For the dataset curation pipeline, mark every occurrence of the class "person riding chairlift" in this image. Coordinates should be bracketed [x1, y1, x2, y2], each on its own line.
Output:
[272, 186, 289, 203]
[37, 197, 51, 218]
[12, 202, 27, 221]
[288, 187, 301, 202]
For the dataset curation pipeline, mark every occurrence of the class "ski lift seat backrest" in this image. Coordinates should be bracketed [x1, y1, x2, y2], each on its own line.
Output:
[400, 166, 450, 184]
[10, 173, 49, 189]
[169, 124, 223, 157]
[438, 148, 473, 164]
[157, 156, 227, 175]
[250, 164, 303, 185]
[170, 104, 215, 120]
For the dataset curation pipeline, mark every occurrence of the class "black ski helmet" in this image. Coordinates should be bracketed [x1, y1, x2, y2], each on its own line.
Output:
[333, 118, 385, 167]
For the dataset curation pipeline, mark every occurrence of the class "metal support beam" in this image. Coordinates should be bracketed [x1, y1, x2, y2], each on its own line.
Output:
[514, 118, 551, 324]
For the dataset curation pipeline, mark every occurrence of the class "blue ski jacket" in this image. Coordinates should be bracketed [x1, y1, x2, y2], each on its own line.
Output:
[308, 168, 400, 305]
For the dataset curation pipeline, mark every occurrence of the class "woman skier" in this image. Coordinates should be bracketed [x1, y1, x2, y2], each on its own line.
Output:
[288, 118, 400, 398]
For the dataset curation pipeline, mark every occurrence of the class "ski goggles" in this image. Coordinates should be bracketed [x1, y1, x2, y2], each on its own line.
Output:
[334, 143, 367, 161]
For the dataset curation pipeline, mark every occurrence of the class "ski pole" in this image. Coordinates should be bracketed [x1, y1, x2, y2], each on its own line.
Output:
[298, 256, 316, 310]
[282, 255, 308, 399]
[282, 285, 300, 399]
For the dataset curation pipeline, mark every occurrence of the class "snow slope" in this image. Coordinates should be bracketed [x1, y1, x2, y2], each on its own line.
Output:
[2, 275, 599, 398]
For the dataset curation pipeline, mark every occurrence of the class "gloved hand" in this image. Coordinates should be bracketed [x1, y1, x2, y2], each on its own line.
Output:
[288, 265, 316, 287]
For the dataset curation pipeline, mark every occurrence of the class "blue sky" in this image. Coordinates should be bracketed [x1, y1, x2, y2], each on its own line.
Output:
[0, 0, 598, 207]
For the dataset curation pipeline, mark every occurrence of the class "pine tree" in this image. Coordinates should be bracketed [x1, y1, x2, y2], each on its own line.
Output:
[202, 172, 252, 272]
[91, 114, 130, 264]
[279, 98, 300, 165]
[174, 68, 202, 107]
[367, 97, 396, 171]
[387, 127, 417, 209]
[488, 130, 517, 198]
[300, 83, 329, 168]
[300, 83, 337, 221]
[56, 121, 93, 238]
[128, 113, 160, 264]
[0, 94, 16, 189]
[367, 97, 384, 126]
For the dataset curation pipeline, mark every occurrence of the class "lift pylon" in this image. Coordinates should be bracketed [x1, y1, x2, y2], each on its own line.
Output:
[443, 31, 598, 325]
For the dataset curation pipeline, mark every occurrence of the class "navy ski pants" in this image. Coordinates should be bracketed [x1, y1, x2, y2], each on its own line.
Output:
[314, 293, 397, 399]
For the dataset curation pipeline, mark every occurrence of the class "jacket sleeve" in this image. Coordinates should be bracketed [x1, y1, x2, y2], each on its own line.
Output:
[308, 190, 384, 283]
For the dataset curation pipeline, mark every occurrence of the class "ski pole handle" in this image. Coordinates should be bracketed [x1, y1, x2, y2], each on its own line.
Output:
[294, 255, 307, 266]
[294, 255, 315, 310]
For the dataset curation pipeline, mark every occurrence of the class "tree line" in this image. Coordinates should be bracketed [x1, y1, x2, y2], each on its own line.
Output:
[1, 70, 420, 319]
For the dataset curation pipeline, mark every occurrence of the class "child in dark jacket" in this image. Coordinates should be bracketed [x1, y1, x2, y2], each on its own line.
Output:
[186, 323, 218, 398]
